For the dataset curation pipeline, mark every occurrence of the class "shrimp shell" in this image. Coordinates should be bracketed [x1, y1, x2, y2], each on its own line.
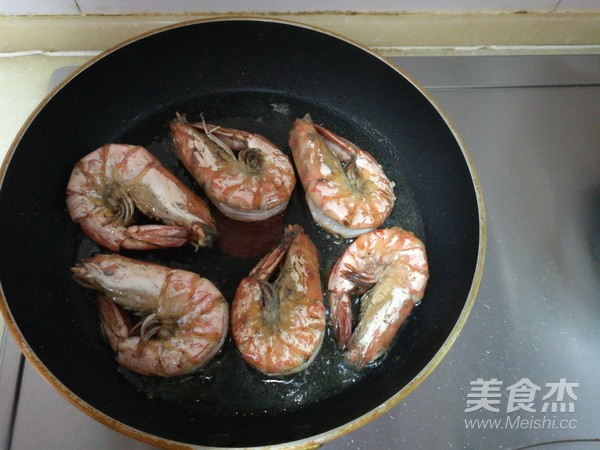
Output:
[328, 227, 428, 369]
[231, 224, 326, 376]
[66, 143, 216, 251]
[288, 114, 395, 238]
[72, 254, 229, 377]
[170, 114, 296, 222]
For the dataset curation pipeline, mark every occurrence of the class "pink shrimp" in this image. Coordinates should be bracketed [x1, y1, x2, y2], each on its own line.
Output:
[288, 114, 395, 238]
[66, 143, 216, 251]
[328, 227, 428, 369]
[72, 254, 228, 377]
[231, 225, 326, 376]
[170, 114, 296, 222]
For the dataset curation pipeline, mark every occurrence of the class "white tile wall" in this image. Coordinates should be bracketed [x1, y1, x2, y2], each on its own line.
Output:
[0, 0, 78, 15]
[555, 0, 600, 11]
[0, 0, 597, 16]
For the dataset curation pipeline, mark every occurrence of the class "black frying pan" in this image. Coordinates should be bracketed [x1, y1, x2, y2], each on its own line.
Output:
[0, 18, 484, 448]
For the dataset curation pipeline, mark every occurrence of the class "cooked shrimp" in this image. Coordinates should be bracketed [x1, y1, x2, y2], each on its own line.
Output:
[231, 224, 326, 376]
[66, 143, 216, 251]
[72, 254, 229, 377]
[170, 114, 296, 222]
[288, 114, 395, 238]
[328, 227, 428, 369]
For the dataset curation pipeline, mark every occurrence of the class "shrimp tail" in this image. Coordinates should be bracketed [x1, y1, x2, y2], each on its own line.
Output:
[122, 224, 192, 250]
[97, 295, 130, 353]
[248, 224, 300, 281]
[329, 291, 353, 347]
[191, 223, 217, 249]
[313, 122, 359, 162]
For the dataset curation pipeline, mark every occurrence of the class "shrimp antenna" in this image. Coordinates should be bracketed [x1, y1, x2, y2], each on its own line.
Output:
[200, 113, 236, 158]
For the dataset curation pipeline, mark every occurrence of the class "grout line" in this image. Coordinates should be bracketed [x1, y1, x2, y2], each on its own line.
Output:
[374, 44, 600, 56]
[1, 46, 599, 59]
[0, 10, 581, 17]
[6, 355, 25, 450]
[552, 0, 562, 13]
[0, 50, 100, 58]
[0, 328, 5, 368]
[426, 83, 600, 90]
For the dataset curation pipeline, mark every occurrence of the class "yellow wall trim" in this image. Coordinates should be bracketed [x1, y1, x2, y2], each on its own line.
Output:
[0, 13, 599, 56]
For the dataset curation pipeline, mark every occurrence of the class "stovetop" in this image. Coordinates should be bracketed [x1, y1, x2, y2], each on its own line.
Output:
[1, 54, 599, 449]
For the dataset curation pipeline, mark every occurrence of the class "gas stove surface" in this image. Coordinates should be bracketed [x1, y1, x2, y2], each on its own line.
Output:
[1, 54, 599, 449]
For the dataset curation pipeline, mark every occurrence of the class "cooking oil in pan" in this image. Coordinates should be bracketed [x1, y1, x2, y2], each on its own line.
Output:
[75, 90, 424, 418]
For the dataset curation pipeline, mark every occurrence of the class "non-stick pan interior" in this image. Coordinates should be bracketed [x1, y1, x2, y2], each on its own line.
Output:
[0, 19, 481, 447]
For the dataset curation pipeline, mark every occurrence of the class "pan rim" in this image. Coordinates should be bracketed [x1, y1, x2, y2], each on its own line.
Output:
[0, 16, 486, 449]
